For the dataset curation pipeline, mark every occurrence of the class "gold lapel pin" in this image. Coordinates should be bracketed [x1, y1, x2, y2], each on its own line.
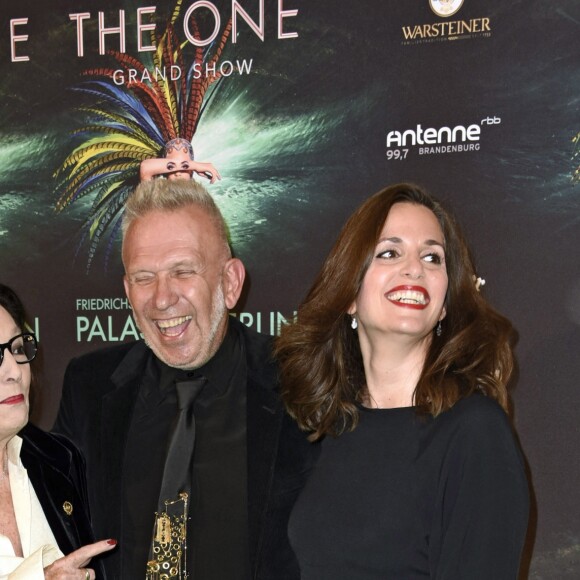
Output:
[63, 501, 73, 516]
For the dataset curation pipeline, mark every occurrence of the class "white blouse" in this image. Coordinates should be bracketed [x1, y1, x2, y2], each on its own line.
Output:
[0, 436, 64, 579]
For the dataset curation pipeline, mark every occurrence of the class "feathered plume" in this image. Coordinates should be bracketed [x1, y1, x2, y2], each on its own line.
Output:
[54, 2, 231, 270]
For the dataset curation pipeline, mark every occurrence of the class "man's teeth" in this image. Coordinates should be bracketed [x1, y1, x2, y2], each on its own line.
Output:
[387, 290, 427, 305]
[157, 316, 192, 332]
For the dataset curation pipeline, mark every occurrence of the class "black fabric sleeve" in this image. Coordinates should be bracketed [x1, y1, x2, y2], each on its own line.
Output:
[429, 399, 529, 579]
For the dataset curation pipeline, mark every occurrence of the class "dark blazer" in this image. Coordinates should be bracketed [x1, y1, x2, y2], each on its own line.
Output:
[53, 316, 318, 580]
[18, 423, 104, 577]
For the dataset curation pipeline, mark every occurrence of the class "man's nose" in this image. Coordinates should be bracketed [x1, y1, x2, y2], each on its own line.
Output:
[152, 276, 179, 310]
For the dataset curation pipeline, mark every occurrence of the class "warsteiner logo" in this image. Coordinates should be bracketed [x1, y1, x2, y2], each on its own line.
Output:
[402, 1, 491, 45]
[430, 0, 464, 18]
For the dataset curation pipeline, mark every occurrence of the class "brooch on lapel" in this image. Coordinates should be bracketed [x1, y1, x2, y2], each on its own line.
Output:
[63, 501, 73, 516]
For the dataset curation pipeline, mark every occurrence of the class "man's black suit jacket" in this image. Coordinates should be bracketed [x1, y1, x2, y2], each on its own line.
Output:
[54, 317, 317, 580]
[18, 423, 104, 576]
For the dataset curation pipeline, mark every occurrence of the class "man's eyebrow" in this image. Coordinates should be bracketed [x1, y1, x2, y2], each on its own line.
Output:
[127, 268, 154, 276]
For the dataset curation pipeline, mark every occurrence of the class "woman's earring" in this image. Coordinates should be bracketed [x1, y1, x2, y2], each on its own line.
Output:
[436, 320, 442, 337]
[351, 315, 358, 330]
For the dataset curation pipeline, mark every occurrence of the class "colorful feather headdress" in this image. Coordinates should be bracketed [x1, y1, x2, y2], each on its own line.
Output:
[54, 1, 231, 270]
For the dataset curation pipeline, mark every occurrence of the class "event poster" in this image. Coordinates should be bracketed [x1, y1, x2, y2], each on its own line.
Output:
[0, 0, 579, 576]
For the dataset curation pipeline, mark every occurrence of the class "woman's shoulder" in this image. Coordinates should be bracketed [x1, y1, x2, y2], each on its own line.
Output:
[436, 392, 520, 455]
[448, 391, 507, 420]
[20, 423, 83, 471]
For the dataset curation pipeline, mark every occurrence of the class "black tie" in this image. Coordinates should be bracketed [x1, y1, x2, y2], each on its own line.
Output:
[157, 377, 207, 505]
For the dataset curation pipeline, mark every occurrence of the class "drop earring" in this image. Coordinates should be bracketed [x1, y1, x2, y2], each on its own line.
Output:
[351, 315, 358, 330]
[436, 320, 442, 337]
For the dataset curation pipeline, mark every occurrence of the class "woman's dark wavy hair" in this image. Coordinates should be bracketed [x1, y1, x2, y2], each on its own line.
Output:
[275, 183, 516, 441]
[0, 283, 28, 333]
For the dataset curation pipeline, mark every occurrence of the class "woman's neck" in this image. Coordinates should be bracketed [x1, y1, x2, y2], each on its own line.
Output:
[0, 439, 23, 558]
[359, 334, 431, 408]
[0, 444, 9, 479]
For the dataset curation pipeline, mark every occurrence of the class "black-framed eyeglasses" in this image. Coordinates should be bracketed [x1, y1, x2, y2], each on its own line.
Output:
[0, 333, 38, 367]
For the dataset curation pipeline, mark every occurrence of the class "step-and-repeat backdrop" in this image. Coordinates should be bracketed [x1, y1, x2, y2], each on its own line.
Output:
[1, 1, 578, 576]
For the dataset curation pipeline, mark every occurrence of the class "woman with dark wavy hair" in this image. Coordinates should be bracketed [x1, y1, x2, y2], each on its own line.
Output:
[275, 183, 529, 579]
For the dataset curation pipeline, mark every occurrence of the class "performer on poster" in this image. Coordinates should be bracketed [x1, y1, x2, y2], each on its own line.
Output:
[276, 183, 529, 579]
[54, 4, 232, 269]
[0, 284, 115, 579]
[54, 179, 317, 579]
[139, 138, 221, 183]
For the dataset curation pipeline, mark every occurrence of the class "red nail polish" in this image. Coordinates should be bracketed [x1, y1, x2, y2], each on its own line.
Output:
[107, 539, 117, 546]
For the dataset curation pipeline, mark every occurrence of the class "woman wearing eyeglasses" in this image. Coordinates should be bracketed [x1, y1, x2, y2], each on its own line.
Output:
[0, 284, 116, 579]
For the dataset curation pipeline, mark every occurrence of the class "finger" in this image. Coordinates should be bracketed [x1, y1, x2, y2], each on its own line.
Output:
[65, 539, 117, 568]
[208, 165, 221, 180]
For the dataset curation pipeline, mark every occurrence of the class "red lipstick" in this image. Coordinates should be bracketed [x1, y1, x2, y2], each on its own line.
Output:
[385, 285, 430, 310]
[0, 394, 25, 405]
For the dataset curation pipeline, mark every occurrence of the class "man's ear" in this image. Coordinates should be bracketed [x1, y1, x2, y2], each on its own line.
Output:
[222, 258, 246, 309]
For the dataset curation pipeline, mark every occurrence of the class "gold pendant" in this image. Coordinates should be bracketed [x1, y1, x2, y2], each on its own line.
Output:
[155, 514, 172, 544]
